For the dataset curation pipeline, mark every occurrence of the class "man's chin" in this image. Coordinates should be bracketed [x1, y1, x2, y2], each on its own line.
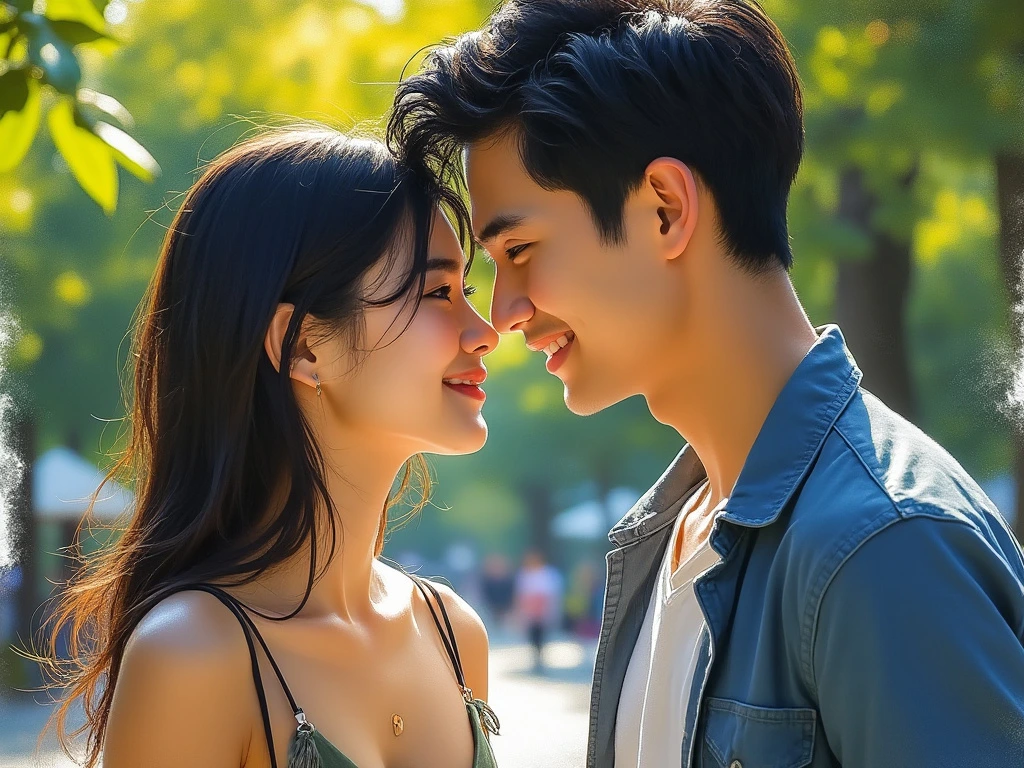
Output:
[562, 381, 623, 417]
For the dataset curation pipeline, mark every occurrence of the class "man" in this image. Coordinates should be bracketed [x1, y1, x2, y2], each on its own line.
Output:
[389, 1, 1024, 765]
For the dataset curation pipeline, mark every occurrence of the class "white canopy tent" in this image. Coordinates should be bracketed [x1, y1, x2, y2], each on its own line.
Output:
[551, 487, 641, 540]
[33, 446, 133, 521]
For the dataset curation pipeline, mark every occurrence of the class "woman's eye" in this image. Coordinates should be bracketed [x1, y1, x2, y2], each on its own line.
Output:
[427, 284, 476, 302]
[428, 285, 454, 302]
[506, 243, 531, 262]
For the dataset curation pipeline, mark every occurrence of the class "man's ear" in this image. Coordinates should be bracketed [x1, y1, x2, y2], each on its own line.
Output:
[264, 303, 318, 390]
[645, 157, 699, 261]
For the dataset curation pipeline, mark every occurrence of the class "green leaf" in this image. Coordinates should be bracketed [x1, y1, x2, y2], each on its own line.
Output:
[0, 29, 18, 59]
[48, 98, 118, 214]
[50, 19, 116, 46]
[0, 67, 29, 117]
[77, 87, 132, 127]
[43, 0, 107, 34]
[92, 120, 159, 182]
[26, 25, 81, 94]
[0, 76, 40, 171]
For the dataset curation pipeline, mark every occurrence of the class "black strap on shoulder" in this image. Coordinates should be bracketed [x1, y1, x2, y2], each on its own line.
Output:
[164, 584, 306, 768]
[409, 575, 467, 691]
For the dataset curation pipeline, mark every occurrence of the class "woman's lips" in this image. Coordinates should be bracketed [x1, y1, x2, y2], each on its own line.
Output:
[442, 367, 487, 401]
[443, 382, 487, 401]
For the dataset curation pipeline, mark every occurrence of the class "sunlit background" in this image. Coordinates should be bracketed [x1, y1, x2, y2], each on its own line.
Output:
[0, 0, 1022, 765]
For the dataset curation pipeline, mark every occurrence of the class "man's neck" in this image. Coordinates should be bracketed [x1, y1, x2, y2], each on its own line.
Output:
[646, 267, 819, 503]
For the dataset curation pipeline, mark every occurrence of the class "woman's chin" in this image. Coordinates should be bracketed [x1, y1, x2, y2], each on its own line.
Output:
[427, 421, 489, 456]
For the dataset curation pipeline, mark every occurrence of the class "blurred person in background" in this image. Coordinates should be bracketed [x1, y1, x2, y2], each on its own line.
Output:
[514, 550, 564, 672]
[38, 127, 502, 768]
[390, 0, 1024, 765]
[480, 553, 516, 626]
[564, 560, 602, 639]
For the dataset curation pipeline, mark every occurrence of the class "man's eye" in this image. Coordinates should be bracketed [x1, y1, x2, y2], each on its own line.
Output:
[506, 243, 531, 262]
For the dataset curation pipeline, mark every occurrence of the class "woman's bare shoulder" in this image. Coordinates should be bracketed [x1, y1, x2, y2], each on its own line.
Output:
[103, 590, 256, 767]
[398, 570, 490, 699]
[424, 581, 489, 648]
[129, 590, 250, 652]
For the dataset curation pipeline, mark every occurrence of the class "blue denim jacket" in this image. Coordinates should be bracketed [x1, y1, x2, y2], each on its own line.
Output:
[587, 325, 1024, 767]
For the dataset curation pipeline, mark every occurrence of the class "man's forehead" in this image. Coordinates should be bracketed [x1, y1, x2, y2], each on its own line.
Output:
[465, 134, 528, 183]
[466, 139, 538, 239]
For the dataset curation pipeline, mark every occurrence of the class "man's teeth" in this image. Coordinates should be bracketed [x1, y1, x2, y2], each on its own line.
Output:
[544, 333, 574, 357]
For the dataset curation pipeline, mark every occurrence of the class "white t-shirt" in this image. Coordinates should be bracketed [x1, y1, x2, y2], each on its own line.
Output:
[613, 503, 722, 768]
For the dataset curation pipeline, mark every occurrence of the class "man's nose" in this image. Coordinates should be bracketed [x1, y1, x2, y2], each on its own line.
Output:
[489, 273, 534, 334]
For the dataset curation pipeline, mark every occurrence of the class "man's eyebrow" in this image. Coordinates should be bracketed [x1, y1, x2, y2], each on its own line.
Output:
[476, 213, 527, 245]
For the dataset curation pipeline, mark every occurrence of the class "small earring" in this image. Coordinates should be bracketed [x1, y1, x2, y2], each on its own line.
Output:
[312, 372, 322, 398]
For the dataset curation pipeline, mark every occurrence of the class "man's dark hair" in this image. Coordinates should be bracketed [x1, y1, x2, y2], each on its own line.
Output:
[388, 0, 804, 272]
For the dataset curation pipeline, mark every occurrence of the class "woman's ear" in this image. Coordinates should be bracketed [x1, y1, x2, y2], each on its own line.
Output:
[645, 157, 699, 261]
[264, 303, 318, 390]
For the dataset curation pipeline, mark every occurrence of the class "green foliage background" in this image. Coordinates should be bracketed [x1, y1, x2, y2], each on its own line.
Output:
[1, 0, 1021, 561]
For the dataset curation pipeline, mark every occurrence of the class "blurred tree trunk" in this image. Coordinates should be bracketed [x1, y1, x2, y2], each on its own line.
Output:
[996, 152, 1024, 540]
[13, 414, 37, 654]
[523, 483, 554, 561]
[835, 166, 918, 421]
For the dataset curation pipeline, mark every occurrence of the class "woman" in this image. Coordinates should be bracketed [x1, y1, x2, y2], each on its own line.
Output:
[44, 126, 501, 768]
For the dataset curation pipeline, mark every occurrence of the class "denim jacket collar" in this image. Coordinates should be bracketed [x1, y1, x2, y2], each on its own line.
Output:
[609, 325, 862, 545]
[608, 444, 706, 546]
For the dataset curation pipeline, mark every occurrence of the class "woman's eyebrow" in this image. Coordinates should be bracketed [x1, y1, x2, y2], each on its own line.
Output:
[426, 257, 464, 273]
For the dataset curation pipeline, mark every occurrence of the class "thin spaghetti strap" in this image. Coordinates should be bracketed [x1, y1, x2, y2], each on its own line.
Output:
[410, 576, 461, 674]
[409, 575, 467, 690]
[178, 584, 279, 768]
[420, 579, 463, 671]
[184, 585, 305, 717]
[408, 576, 503, 738]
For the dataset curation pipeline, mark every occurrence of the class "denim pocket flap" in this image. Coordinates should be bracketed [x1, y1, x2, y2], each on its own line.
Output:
[703, 697, 816, 768]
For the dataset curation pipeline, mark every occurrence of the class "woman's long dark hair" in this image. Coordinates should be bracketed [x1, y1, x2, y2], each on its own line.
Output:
[40, 125, 471, 767]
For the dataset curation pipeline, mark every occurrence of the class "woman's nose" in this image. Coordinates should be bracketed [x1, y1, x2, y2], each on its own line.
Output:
[463, 311, 499, 356]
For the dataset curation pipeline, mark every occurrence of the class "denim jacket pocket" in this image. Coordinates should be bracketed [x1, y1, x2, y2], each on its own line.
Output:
[702, 697, 816, 768]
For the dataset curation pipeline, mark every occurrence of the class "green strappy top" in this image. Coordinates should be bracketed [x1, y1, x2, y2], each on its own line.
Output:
[184, 578, 500, 768]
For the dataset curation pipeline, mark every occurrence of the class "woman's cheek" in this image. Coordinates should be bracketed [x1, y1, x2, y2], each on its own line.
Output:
[409, 306, 462, 368]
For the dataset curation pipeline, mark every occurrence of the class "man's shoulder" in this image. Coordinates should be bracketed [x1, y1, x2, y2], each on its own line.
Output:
[778, 386, 1020, 602]
[763, 389, 1024, 692]
[830, 388, 1002, 521]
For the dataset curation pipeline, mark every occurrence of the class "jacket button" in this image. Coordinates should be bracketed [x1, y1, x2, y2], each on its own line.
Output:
[729, 762, 742, 768]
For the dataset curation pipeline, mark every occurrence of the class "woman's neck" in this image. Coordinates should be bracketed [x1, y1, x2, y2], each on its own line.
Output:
[238, 442, 410, 624]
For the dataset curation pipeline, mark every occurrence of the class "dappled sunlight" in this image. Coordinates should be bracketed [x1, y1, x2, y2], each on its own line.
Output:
[0, 0, 1021, 762]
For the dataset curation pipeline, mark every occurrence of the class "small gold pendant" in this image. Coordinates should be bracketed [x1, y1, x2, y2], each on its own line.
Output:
[392, 713, 404, 736]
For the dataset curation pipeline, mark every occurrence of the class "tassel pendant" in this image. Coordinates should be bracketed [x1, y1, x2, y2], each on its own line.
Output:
[287, 711, 323, 768]
[472, 697, 502, 736]
[461, 686, 500, 737]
